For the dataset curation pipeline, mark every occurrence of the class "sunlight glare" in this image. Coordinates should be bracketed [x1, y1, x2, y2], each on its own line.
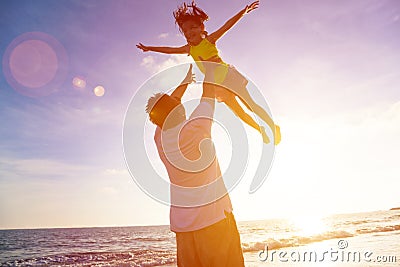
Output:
[292, 216, 327, 236]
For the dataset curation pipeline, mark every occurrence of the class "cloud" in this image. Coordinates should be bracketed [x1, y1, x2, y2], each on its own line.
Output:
[140, 54, 193, 74]
[99, 186, 118, 195]
[104, 168, 129, 176]
[285, 99, 400, 180]
[0, 157, 93, 180]
[0, 97, 124, 165]
[158, 33, 169, 39]
[349, 100, 400, 140]
[0, 155, 143, 229]
[3, 99, 118, 136]
[249, 99, 400, 217]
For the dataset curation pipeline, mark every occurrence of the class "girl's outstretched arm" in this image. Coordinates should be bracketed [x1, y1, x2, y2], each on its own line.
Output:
[137, 43, 189, 54]
[208, 0, 259, 44]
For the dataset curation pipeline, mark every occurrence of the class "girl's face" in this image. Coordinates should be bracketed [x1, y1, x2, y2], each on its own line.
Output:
[181, 20, 204, 45]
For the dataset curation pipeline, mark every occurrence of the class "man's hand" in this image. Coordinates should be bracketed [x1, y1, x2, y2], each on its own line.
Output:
[182, 64, 196, 85]
[170, 65, 195, 100]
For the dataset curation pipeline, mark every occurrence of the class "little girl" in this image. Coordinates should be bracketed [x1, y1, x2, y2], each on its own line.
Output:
[137, 0, 280, 145]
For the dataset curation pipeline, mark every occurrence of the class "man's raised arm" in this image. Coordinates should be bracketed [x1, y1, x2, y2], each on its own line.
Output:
[170, 65, 195, 101]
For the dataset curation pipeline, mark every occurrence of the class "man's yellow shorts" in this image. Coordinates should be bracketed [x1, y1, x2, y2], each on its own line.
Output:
[175, 211, 244, 267]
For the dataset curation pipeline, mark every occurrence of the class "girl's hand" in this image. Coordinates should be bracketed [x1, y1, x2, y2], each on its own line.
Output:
[245, 0, 259, 14]
[136, 43, 149, 52]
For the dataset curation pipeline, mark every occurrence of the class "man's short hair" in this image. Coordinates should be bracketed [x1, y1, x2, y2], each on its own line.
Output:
[146, 93, 180, 127]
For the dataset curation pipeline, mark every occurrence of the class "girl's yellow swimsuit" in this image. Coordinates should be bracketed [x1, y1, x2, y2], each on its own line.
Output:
[189, 38, 229, 84]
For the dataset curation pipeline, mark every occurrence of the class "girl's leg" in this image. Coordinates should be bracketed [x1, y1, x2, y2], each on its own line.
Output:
[234, 87, 274, 130]
[221, 66, 275, 131]
[222, 94, 270, 144]
[231, 85, 281, 144]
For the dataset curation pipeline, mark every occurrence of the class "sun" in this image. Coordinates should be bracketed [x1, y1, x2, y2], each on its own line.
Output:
[291, 215, 327, 236]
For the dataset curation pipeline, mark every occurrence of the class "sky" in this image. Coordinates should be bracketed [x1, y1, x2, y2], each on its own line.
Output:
[0, 0, 399, 229]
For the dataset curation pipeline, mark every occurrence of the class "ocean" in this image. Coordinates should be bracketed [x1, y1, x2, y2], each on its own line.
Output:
[1, 210, 399, 266]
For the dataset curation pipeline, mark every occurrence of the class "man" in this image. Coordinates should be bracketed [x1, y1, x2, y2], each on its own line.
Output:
[146, 65, 244, 266]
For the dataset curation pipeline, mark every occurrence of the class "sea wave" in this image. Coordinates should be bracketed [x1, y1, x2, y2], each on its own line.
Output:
[387, 214, 400, 220]
[242, 230, 354, 252]
[242, 222, 400, 253]
[134, 237, 169, 242]
[356, 224, 400, 234]
[1, 250, 176, 267]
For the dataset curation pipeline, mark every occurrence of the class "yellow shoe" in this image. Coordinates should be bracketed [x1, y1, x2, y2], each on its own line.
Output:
[274, 125, 281, 145]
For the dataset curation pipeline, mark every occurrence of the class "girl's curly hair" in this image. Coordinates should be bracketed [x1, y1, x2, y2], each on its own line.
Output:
[173, 1, 209, 32]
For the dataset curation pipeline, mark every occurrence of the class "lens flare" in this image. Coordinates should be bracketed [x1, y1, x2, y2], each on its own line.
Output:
[72, 76, 87, 89]
[2, 32, 68, 97]
[9, 40, 58, 88]
[94, 85, 105, 97]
